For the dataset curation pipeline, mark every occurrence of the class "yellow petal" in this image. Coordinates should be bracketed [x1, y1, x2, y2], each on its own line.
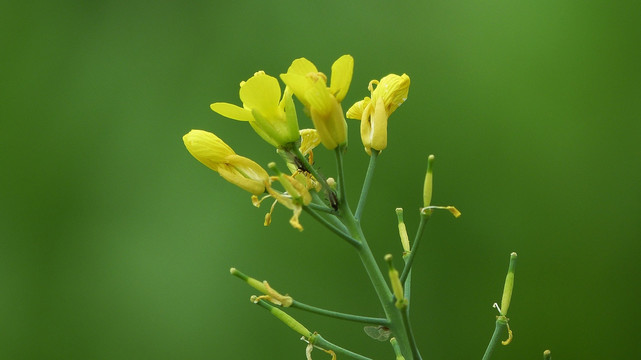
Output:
[267, 186, 295, 210]
[287, 57, 318, 76]
[305, 79, 334, 115]
[346, 98, 370, 120]
[217, 164, 267, 195]
[280, 73, 313, 108]
[370, 96, 389, 151]
[289, 204, 304, 231]
[359, 103, 373, 154]
[377, 73, 410, 114]
[226, 154, 270, 184]
[299, 129, 321, 155]
[239, 73, 281, 119]
[329, 55, 354, 102]
[210, 102, 253, 121]
[183, 130, 235, 171]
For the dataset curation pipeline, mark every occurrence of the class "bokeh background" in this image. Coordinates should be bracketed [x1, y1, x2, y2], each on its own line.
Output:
[2, 0, 640, 359]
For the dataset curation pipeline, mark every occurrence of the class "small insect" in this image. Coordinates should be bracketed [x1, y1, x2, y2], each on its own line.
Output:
[291, 154, 309, 174]
[363, 325, 392, 341]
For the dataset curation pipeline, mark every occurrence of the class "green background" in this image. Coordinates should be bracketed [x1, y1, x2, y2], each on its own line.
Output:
[2, 0, 640, 359]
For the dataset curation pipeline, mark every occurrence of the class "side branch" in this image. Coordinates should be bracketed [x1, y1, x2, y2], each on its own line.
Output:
[400, 213, 430, 283]
[292, 300, 389, 325]
[355, 149, 379, 220]
[303, 207, 361, 248]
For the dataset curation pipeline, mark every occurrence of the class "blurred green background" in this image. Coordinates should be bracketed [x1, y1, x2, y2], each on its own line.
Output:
[2, 0, 640, 359]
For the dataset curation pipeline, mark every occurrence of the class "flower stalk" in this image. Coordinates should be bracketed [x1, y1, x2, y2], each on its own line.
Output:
[182, 54, 536, 360]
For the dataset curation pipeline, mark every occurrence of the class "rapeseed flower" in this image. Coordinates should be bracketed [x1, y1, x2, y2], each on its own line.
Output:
[280, 55, 353, 149]
[347, 73, 410, 154]
[211, 71, 299, 148]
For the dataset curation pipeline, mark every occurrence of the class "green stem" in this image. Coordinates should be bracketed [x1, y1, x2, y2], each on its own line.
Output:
[402, 307, 422, 360]
[334, 146, 349, 205]
[334, 147, 414, 360]
[355, 150, 379, 221]
[291, 300, 388, 325]
[311, 192, 347, 232]
[303, 207, 360, 248]
[482, 318, 508, 360]
[312, 333, 372, 360]
[254, 298, 371, 360]
[400, 213, 430, 284]
[402, 264, 412, 310]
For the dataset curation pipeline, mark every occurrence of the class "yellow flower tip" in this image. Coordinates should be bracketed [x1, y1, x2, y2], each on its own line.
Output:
[447, 206, 461, 218]
[229, 267, 237, 275]
[250, 295, 259, 303]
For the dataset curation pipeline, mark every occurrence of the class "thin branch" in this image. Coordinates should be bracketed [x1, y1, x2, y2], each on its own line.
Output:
[303, 207, 361, 248]
[312, 333, 373, 360]
[402, 307, 422, 360]
[334, 146, 348, 208]
[355, 150, 379, 221]
[400, 213, 430, 284]
[291, 300, 388, 325]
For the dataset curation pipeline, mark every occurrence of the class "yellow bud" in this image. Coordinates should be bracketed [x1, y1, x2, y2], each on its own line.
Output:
[183, 130, 269, 195]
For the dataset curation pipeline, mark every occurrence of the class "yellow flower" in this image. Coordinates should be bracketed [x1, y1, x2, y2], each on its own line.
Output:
[346, 73, 410, 154]
[280, 55, 353, 149]
[210, 71, 299, 148]
[183, 129, 269, 195]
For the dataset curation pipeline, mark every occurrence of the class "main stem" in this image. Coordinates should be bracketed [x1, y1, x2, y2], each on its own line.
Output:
[334, 147, 414, 360]
[482, 318, 508, 360]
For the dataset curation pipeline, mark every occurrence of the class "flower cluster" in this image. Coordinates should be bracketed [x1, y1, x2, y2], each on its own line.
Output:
[183, 55, 410, 230]
[180, 55, 497, 360]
